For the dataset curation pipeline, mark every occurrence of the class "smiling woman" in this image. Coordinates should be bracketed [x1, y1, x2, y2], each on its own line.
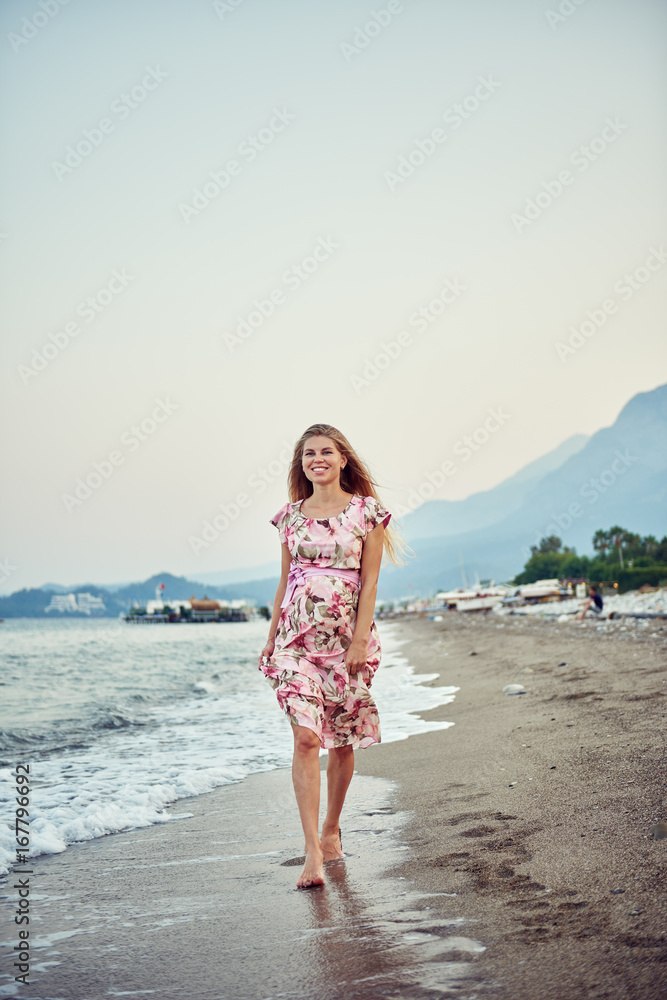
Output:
[257, 423, 405, 889]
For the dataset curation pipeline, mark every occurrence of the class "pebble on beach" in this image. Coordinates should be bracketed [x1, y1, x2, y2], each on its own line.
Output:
[493, 585, 667, 622]
[503, 684, 527, 695]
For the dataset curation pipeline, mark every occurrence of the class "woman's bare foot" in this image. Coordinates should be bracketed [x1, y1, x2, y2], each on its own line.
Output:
[320, 825, 344, 861]
[297, 847, 325, 889]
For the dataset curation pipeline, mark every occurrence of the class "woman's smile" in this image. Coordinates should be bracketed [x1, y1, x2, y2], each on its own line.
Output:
[302, 436, 346, 483]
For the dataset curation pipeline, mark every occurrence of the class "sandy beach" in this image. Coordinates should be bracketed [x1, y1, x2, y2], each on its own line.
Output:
[1, 612, 665, 999]
[357, 612, 667, 999]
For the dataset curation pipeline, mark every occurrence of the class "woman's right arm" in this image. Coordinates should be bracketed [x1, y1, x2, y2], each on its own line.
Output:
[258, 543, 292, 665]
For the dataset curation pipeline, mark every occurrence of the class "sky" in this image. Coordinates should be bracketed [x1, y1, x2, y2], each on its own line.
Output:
[1, 0, 666, 592]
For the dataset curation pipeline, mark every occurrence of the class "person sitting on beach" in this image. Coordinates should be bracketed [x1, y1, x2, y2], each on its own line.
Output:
[577, 584, 603, 620]
[257, 423, 404, 889]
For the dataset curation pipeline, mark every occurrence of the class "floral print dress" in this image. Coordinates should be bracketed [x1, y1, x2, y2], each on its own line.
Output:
[259, 495, 391, 749]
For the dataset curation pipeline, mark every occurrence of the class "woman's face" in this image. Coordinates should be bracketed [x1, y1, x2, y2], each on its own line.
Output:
[302, 435, 347, 488]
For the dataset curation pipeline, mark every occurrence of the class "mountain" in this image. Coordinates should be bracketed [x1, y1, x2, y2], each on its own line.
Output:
[402, 433, 589, 541]
[110, 572, 275, 605]
[39, 579, 138, 594]
[184, 562, 280, 587]
[7, 384, 665, 613]
[0, 572, 279, 618]
[378, 383, 667, 597]
[0, 585, 126, 619]
[36, 563, 282, 595]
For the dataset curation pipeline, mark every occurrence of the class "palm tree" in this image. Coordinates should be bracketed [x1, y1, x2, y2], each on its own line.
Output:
[608, 525, 627, 568]
[643, 534, 658, 558]
[592, 529, 612, 558]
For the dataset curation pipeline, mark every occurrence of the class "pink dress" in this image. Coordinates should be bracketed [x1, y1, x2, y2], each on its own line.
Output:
[259, 495, 391, 749]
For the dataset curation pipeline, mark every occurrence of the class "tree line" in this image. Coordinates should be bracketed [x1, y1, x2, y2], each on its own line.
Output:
[513, 526, 667, 591]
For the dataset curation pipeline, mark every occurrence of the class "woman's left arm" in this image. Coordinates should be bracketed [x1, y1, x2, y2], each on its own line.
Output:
[345, 523, 385, 675]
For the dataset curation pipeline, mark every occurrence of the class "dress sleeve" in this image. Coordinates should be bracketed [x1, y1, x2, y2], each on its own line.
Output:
[362, 496, 391, 533]
[269, 503, 292, 546]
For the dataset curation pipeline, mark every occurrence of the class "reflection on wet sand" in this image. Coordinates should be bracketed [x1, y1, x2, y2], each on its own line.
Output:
[298, 858, 415, 994]
[1, 768, 487, 1000]
[286, 829, 486, 999]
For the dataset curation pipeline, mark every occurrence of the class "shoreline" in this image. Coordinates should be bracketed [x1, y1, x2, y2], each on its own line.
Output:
[0, 618, 454, 878]
[0, 767, 486, 999]
[355, 611, 667, 999]
[1, 612, 664, 998]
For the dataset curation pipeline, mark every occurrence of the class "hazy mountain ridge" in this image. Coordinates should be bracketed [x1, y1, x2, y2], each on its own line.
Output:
[379, 383, 667, 597]
[5, 385, 665, 614]
[0, 572, 278, 619]
[402, 433, 589, 541]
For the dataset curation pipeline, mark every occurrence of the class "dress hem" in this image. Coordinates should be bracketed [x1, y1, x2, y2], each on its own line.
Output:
[287, 711, 381, 750]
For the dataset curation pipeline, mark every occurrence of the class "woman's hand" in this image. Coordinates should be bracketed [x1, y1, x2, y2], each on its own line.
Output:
[345, 637, 368, 675]
[258, 638, 275, 668]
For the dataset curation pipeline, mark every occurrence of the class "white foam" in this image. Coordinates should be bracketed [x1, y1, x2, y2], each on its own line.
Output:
[371, 628, 457, 742]
[0, 621, 456, 876]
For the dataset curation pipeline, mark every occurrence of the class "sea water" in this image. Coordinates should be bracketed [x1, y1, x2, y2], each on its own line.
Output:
[0, 618, 456, 875]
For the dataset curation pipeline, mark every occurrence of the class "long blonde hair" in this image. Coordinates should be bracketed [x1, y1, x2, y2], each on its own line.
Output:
[288, 423, 407, 565]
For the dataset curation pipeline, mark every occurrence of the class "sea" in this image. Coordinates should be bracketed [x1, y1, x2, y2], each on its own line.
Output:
[0, 617, 457, 878]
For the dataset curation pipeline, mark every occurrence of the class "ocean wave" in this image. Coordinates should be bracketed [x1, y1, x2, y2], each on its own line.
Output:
[91, 711, 146, 730]
[0, 622, 457, 877]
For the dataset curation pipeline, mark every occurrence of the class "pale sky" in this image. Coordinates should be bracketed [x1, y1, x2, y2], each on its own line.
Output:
[1, 0, 666, 592]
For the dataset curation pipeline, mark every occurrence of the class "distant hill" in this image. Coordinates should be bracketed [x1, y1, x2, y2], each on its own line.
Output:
[0, 572, 278, 619]
[111, 572, 276, 605]
[184, 562, 280, 587]
[378, 383, 667, 597]
[0, 585, 126, 619]
[402, 433, 589, 542]
[6, 384, 664, 614]
[38, 562, 282, 595]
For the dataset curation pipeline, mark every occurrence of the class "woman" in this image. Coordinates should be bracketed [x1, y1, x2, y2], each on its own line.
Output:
[258, 423, 402, 889]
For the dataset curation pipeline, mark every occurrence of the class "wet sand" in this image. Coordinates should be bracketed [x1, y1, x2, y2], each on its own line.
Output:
[356, 612, 667, 999]
[1, 612, 665, 999]
[0, 767, 485, 999]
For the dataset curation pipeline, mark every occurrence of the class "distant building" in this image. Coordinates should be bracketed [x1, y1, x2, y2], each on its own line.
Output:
[45, 594, 78, 613]
[45, 592, 107, 615]
[77, 593, 106, 614]
[189, 595, 222, 620]
[130, 594, 252, 622]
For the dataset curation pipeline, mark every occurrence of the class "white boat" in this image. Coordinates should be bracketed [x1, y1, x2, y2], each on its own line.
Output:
[516, 578, 571, 602]
[435, 583, 514, 612]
